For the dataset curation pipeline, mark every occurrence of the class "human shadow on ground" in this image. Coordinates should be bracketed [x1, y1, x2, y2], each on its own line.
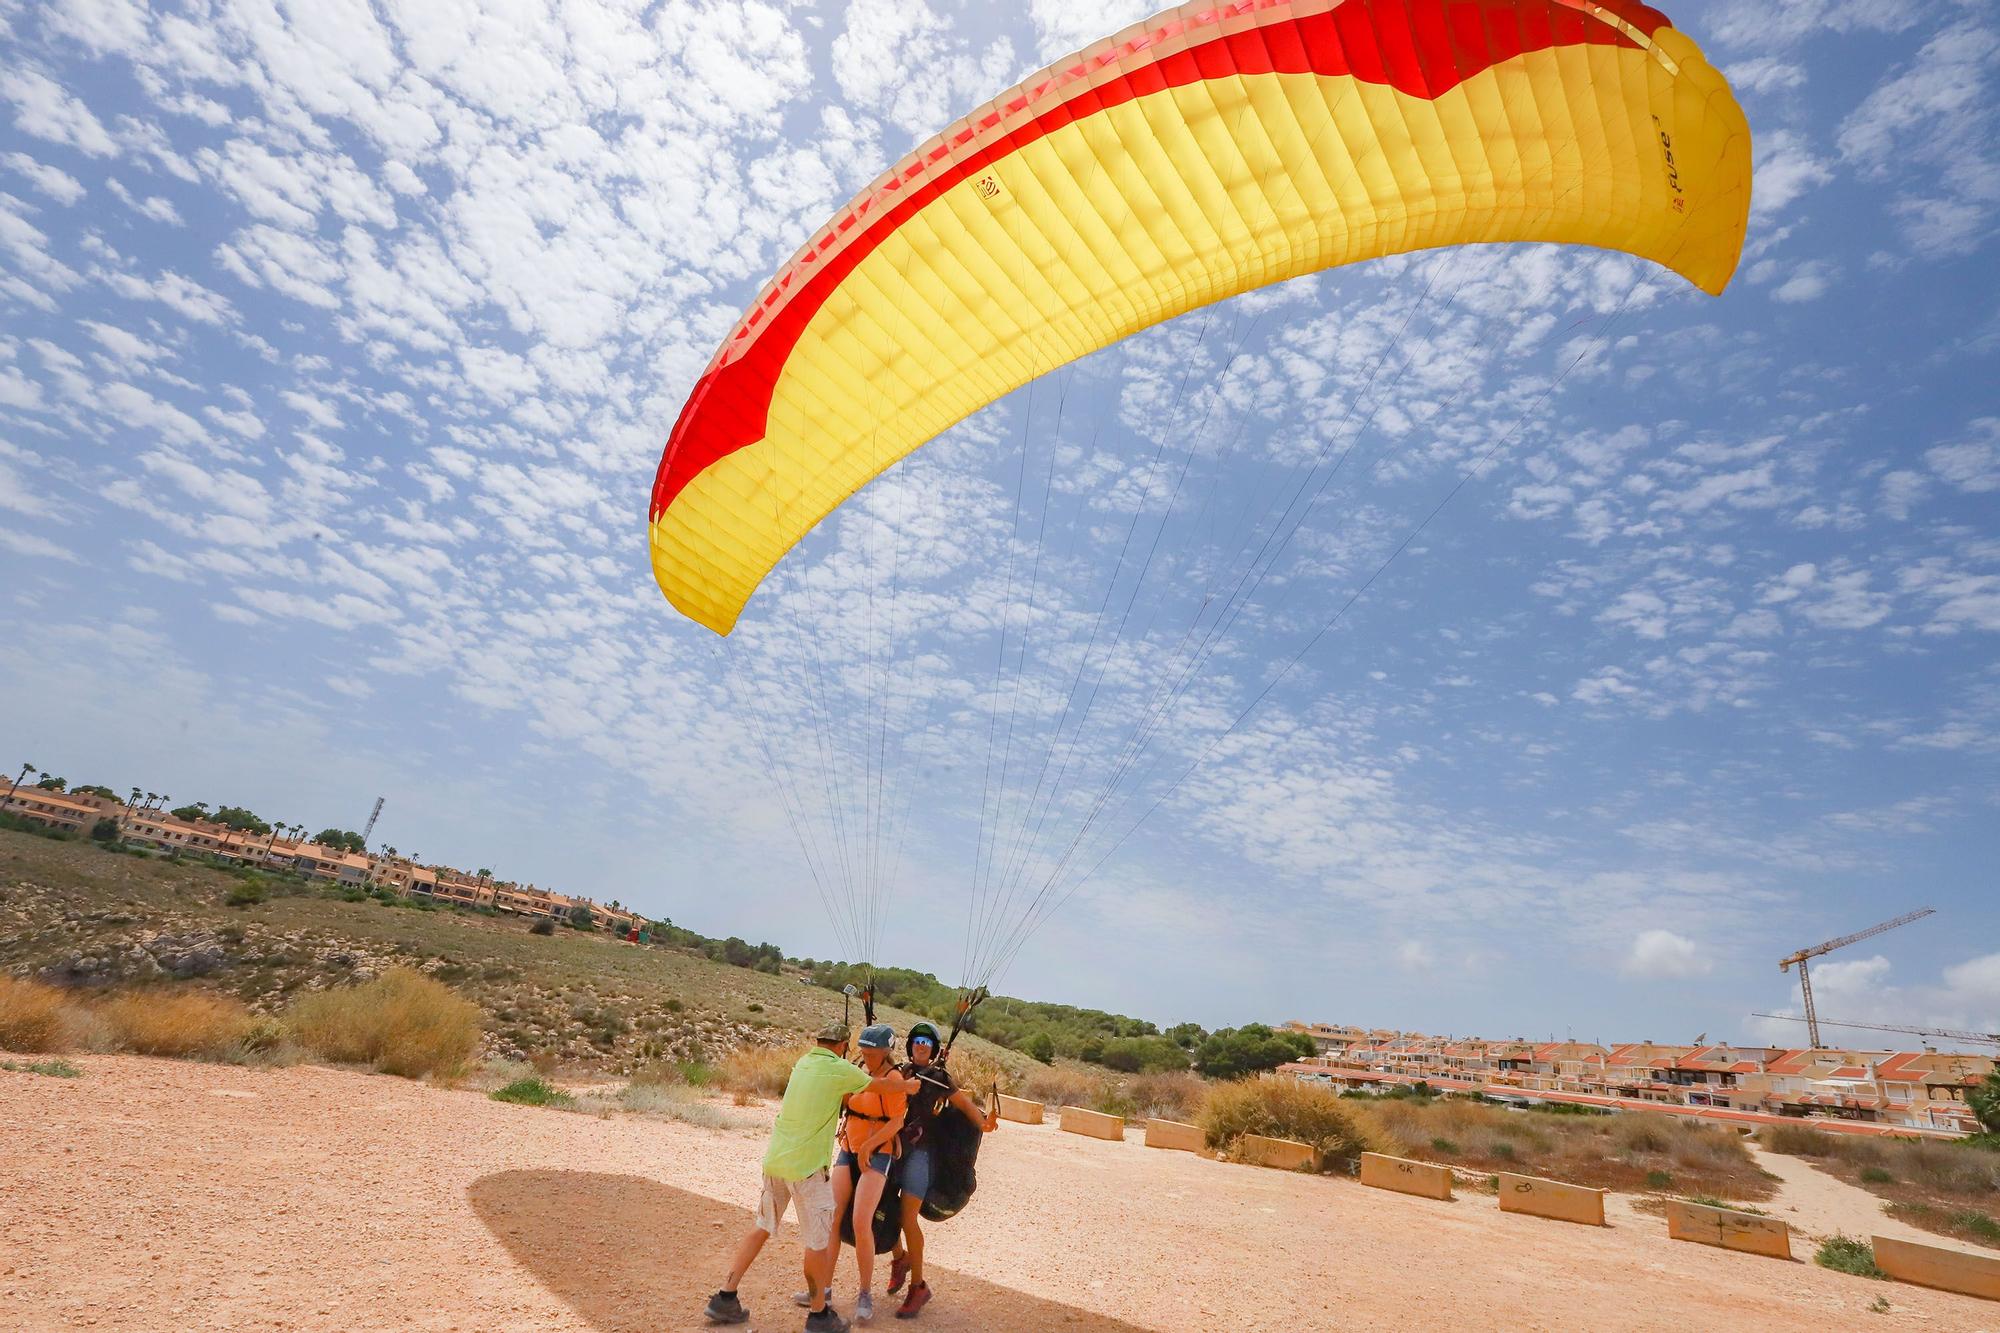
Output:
[469, 1170, 1155, 1332]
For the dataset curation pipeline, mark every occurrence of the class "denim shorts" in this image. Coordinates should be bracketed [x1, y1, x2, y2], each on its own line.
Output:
[835, 1148, 895, 1176]
[900, 1145, 934, 1201]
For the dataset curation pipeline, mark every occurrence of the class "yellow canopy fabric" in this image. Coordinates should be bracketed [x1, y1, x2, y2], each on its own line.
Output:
[649, 0, 1752, 634]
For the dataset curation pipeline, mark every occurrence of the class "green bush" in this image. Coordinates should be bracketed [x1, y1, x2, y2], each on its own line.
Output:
[1815, 1235, 1886, 1279]
[1645, 1170, 1675, 1190]
[225, 882, 265, 908]
[492, 1076, 573, 1108]
[1, 1057, 82, 1078]
[1860, 1166, 1894, 1184]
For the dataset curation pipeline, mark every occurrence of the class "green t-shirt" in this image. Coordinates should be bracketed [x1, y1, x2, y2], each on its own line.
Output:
[762, 1046, 873, 1181]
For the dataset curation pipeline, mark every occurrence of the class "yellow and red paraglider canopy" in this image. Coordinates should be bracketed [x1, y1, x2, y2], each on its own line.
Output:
[649, 0, 1751, 634]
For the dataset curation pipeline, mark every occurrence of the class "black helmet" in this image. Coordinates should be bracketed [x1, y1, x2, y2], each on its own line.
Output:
[907, 1021, 942, 1055]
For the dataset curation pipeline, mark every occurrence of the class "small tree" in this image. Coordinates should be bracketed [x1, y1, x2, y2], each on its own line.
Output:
[1024, 1031, 1056, 1064]
[213, 807, 270, 835]
[34, 775, 66, 791]
[171, 803, 211, 822]
[74, 785, 118, 800]
[89, 818, 120, 842]
[1972, 1069, 2000, 1136]
[566, 903, 596, 931]
[314, 828, 366, 854]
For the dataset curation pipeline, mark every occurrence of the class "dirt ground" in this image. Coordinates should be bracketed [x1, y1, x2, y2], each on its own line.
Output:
[3, 1056, 1997, 1332]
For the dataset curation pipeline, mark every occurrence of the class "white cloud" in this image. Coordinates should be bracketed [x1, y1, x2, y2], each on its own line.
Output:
[0, 67, 119, 156]
[1623, 929, 1713, 980]
[1837, 21, 2000, 257]
[0, 526, 79, 561]
[1928, 418, 2000, 493]
[2, 152, 85, 205]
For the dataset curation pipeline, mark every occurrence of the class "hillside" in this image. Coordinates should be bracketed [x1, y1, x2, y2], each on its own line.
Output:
[0, 831, 1033, 1076]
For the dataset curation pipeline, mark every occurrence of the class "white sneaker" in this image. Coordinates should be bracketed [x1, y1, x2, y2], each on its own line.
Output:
[856, 1291, 875, 1322]
[795, 1290, 834, 1309]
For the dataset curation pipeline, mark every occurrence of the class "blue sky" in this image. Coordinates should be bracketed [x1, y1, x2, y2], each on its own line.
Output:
[1, 1, 1996, 1048]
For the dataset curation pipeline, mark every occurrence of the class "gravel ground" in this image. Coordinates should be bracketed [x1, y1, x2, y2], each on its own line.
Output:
[2, 1055, 1995, 1331]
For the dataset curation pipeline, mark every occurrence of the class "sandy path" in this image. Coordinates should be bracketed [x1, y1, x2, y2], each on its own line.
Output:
[1749, 1146, 1953, 1249]
[2, 1056, 1996, 1332]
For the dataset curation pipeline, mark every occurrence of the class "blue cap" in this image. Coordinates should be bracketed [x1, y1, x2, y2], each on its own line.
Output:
[858, 1023, 896, 1050]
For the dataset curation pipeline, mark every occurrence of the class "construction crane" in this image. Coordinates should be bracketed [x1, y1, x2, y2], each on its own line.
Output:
[360, 796, 385, 850]
[1753, 1013, 1999, 1049]
[1778, 907, 1936, 1049]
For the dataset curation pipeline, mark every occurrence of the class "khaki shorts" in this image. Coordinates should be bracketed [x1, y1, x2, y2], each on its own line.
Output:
[755, 1169, 834, 1250]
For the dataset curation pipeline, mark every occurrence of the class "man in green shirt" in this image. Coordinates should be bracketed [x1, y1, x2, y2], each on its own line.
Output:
[706, 1021, 919, 1331]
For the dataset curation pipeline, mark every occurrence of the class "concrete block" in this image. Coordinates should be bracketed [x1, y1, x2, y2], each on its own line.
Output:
[1664, 1200, 1791, 1260]
[1495, 1172, 1607, 1227]
[996, 1094, 1043, 1125]
[1241, 1134, 1320, 1171]
[1874, 1235, 2000, 1301]
[1144, 1118, 1203, 1152]
[1059, 1105, 1125, 1141]
[1359, 1152, 1453, 1200]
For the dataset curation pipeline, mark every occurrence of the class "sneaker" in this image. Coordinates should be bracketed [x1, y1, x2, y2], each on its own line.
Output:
[703, 1291, 749, 1325]
[894, 1282, 931, 1320]
[795, 1290, 834, 1309]
[805, 1306, 851, 1333]
[856, 1291, 875, 1322]
[887, 1254, 909, 1295]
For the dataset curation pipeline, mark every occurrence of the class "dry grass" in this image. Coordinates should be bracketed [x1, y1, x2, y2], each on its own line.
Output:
[94, 990, 254, 1059]
[716, 1043, 801, 1099]
[1348, 1097, 1775, 1199]
[1018, 1062, 1114, 1111]
[1199, 1078, 1384, 1172]
[284, 968, 482, 1078]
[616, 1081, 737, 1130]
[1760, 1124, 2000, 1249]
[0, 975, 76, 1053]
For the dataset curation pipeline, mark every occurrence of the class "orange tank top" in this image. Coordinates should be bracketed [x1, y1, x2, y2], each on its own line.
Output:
[840, 1082, 908, 1156]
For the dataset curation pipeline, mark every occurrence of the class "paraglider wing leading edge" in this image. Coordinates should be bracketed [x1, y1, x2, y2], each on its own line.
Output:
[648, 0, 1752, 634]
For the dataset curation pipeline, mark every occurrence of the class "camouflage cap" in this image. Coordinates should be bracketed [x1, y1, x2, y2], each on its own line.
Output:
[815, 1020, 850, 1044]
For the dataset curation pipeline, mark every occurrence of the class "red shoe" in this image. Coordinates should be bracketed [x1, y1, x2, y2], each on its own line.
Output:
[887, 1254, 909, 1295]
[895, 1282, 930, 1320]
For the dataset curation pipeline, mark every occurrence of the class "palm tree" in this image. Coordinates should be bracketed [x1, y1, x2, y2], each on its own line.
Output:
[128, 787, 141, 810]
[2, 763, 33, 815]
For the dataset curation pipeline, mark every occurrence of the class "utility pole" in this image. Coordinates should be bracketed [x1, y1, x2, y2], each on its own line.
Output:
[1778, 908, 1936, 1048]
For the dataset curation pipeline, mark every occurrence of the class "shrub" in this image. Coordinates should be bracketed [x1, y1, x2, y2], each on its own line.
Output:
[1018, 1063, 1110, 1111]
[1024, 1031, 1056, 1064]
[1123, 1070, 1207, 1122]
[1, 1057, 82, 1078]
[1860, 1166, 1894, 1184]
[96, 990, 253, 1058]
[492, 1076, 573, 1108]
[284, 968, 482, 1078]
[1645, 1170, 1675, 1190]
[1198, 1078, 1382, 1172]
[1815, 1235, 1886, 1279]
[1432, 1137, 1460, 1155]
[225, 882, 265, 908]
[619, 1081, 732, 1129]
[717, 1044, 801, 1099]
[0, 975, 77, 1053]
[529, 920, 556, 936]
[1759, 1123, 1837, 1157]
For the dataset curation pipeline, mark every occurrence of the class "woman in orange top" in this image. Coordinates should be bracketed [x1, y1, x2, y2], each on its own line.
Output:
[829, 1024, 907, 1322]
